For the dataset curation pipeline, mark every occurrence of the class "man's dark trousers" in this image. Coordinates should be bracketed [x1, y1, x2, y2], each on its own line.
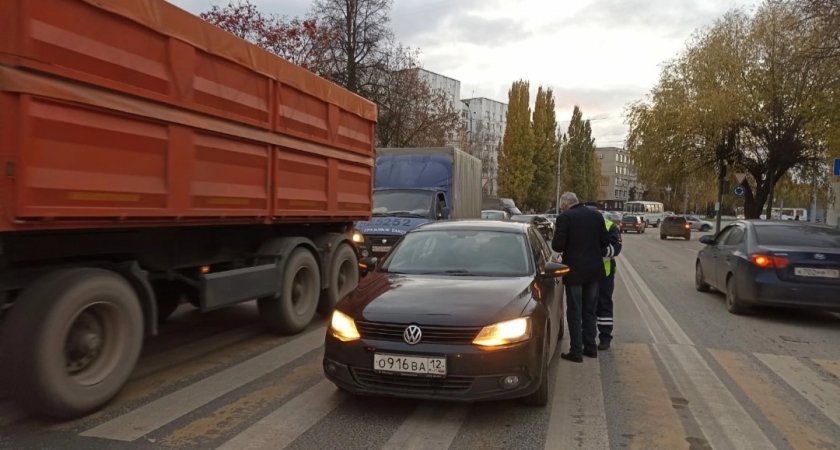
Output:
[597, 262, 615, 345]
[566, 282, 599, 356]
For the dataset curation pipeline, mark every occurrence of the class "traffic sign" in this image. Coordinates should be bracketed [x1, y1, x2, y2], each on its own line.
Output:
[733, 186, 745, 197]
[735, 172, 747, 184]
[834, 158, 840, 176]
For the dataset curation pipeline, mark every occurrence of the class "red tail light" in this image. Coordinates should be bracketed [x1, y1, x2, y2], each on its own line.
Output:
[750, 254, 790, 269]
[684, 224, 690, 229]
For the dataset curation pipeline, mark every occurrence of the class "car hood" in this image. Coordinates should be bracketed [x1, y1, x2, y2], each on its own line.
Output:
[339, 272, 535, 327]
[355, 217, 431, 236]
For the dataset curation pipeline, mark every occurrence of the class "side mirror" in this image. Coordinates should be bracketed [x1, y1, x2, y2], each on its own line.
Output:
[543, 262, 570, 278]
[358, 256, 378, 277]
[699, 235, 716, 246]
[441, 206, 451, 220]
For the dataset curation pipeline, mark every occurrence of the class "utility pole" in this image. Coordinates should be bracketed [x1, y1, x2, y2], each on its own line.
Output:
[683, 183, 689, 214]
[716, 158, 726, 233]
[555, 142, 563, 213]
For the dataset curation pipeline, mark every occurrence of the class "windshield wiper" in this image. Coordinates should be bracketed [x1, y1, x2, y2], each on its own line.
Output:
[417, 269, 477, 276]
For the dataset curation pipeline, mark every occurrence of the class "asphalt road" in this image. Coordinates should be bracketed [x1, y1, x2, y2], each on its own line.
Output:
[1, 227, 839, 450]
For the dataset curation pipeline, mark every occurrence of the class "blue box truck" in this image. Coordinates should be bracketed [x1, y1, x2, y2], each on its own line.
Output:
[354, 147, 482, 258]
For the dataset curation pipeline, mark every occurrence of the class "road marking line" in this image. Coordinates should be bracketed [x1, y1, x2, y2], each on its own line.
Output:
[710, 349, 836, 450]
[132, 324, 263, 379]
[756, 353, 840, 429]
[657, 344, 775, 450]
[160, 356, 324, 448]
[545, 354, 609, 449]
[616, 267, 664, 344]
[618, 255, 692, 345]
[614, 344, 689, 450]
[80, 326, 326, 442]
[380, 402, 470, 450]
[216, 379, 345, 450]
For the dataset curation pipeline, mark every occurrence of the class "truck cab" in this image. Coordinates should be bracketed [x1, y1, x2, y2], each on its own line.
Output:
[354, 148, 481, 258]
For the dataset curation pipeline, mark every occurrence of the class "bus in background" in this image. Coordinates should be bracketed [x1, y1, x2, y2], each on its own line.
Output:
[624, 201, 665, 227]
[596, 200, 625, 212]
[758, 207, 808, 221]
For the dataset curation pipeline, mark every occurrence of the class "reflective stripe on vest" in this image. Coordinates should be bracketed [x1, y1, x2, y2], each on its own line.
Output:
[604, 218, 613, 276]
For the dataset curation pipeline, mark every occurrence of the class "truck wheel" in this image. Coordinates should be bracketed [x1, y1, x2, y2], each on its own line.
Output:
[1, 268, 143, 419]
[318, 244, 359, 316]
[258, 248, 321, 334]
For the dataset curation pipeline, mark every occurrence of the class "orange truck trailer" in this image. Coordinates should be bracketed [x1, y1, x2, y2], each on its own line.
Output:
[0, 0, 375, 419]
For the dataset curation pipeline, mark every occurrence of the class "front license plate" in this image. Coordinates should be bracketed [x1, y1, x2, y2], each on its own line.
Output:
[371, 245, 392, 253]
[794, 267, 840, 278]
[373, 353, 446, 377]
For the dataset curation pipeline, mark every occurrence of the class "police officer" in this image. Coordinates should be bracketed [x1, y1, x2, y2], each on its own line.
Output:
[597, 212, 622, 350]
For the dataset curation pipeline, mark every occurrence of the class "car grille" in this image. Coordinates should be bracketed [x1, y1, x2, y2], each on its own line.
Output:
[351, 368, 474, 393]
[366, 235, 400, 247]
[356, 321, 481, 344]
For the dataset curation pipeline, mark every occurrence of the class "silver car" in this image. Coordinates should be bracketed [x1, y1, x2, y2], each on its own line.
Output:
[685, 215, 713, 232]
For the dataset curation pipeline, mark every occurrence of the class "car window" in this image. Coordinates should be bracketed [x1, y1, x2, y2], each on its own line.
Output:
[527, 229, 547, 269]
[715, 225, 735, 244]
[724, 227, 745, 245]
[754, 225, 840, 247]
[381, 229, 532, 276]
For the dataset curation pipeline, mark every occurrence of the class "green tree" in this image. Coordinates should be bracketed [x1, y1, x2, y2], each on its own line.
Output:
[498, 80, 535, 205]
[626, 1, 839, 218]
[527, 87, 559, 211]
[561, 106, 597, 201]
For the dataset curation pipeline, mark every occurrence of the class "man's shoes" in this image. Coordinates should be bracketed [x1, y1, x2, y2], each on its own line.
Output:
[597, 341, 611, 351]
[561, 352, 583, 363]
[583, 348, 598, 358]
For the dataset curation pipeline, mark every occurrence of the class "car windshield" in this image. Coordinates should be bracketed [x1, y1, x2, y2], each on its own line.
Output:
[371, 190, 433, 217]
[380, 229, 532, 276]
[623, 216, 638, 222]
[754, 225, 840, 247]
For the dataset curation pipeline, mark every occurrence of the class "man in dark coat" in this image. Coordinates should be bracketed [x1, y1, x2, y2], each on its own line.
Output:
[552, 192, 613, 362]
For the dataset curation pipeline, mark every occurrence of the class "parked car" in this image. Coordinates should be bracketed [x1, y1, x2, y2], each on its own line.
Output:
[685, 215, 714, 232]
[660, 216, 691, 240]
[510, 214, 554, 242]
[621, 215, 646, 234]
[695, 221, 840, 314]
[481, 209, 510, 221]
[323, 220, 569, 406]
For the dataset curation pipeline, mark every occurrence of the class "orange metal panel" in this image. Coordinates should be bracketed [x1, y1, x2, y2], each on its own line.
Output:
[0, 0, 375, 232]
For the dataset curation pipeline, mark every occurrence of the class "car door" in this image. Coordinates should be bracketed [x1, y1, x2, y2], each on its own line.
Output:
[703, 225, 734, 290]
[714, 225, 745, 287]
[528, 228, 560, 351]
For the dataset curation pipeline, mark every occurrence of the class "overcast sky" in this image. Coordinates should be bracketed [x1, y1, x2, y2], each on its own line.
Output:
[169, 0, 762, 147]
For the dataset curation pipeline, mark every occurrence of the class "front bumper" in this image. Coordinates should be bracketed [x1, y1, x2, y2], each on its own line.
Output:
[322, 333, 544, 402]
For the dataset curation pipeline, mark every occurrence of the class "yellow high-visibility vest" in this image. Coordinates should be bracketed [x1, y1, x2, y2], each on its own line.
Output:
[604, 218, 614, 276]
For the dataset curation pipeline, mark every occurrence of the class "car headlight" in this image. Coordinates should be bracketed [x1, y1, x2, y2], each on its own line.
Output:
[330, 310, 360, 342]
[351, 230, 365, 244]
[472, 317, 531, 347]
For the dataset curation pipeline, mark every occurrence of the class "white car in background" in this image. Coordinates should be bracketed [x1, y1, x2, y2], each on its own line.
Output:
[684, 215, 714, 232]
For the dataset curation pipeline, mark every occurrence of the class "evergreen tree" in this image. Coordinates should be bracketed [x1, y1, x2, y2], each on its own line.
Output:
[498, 80, 535, 205]
[561, 106, 597, 201]
[527, 87, 559, 211]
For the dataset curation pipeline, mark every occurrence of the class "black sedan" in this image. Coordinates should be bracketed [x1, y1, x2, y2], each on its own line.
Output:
[510, 214, 554, 242]
[695, 220, 840, 314]
[323, 221, 568, 406]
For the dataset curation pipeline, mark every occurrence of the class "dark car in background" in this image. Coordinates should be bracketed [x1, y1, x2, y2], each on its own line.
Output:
[660, 216, 691, 240]
[510, 215, 554, 242]
[323, 221, 569, 406]
[695, 221, 840, 314]
[621, 215, 646, 234]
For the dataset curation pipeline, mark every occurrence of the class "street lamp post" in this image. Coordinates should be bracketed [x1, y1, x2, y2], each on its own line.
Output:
[665, 185, 672, 210]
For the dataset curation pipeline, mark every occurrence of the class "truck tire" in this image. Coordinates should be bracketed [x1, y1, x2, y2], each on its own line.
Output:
[1, 268, 143, 419]
[318, 244, 359, 316]
[258, 248, 321, 334]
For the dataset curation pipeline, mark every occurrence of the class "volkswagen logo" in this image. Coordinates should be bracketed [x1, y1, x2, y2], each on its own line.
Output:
[403, 325, 422, 345]
[814, 253, 826, 260]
